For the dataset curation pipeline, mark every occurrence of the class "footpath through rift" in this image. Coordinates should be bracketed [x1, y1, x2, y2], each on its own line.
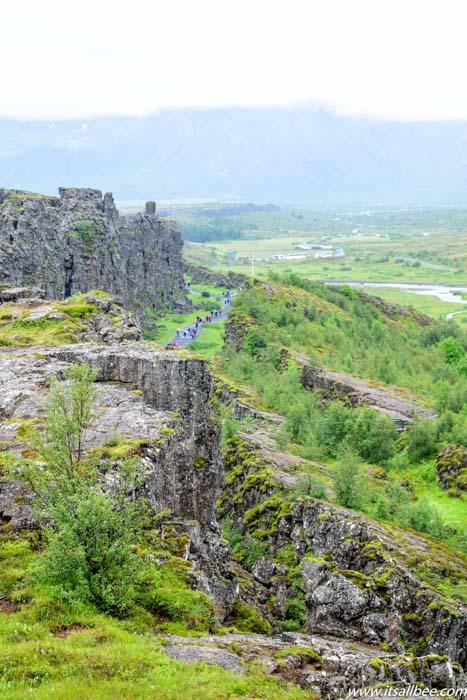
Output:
[168, 290, 234, 349]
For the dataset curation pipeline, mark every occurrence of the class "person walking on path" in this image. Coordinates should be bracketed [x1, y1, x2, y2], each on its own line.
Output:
[170, 285, 236, 348]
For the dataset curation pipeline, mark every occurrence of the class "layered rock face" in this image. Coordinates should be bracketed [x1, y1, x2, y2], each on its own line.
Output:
[0, 342, 221, 526]
[0, 339, 236, 615]
[0, 188, 188, 322]
[220, 436, 467, 676]
[48, 343, 223, 524]
[300, 365, 435, 422]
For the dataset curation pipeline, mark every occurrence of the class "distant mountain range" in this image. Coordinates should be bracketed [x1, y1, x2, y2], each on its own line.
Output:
[1, 106, 467, 207]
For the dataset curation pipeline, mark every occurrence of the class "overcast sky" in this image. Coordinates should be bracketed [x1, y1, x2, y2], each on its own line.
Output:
[2, 0, 466, 121]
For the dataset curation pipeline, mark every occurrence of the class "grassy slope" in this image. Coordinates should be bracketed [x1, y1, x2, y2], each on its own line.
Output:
[226, 279, 451, 404]
[190, 322, 226, 359]
[0, 535, 309, 700]
[215, 279, 466, 553]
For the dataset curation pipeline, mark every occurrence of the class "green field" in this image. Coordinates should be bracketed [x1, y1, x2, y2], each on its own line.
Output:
[367, 287, 467, 321]
[178, 205, 467, 288]
[186, 237, 467, 285]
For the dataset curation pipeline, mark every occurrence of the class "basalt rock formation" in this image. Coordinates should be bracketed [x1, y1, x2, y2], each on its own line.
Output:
[0, 294, 236, 615]
[218, 432, 467, 694]
[1, 283, 465, 697]
[0, 187, 188, 325]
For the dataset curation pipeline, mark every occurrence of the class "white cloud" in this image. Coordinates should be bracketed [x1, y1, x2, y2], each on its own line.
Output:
[1, 0, 466, 120]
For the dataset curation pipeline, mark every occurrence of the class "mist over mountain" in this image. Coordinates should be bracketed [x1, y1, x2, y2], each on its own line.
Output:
[2, 106, 467, 207]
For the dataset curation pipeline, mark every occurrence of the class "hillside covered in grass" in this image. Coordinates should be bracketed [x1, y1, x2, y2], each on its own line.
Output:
[216, 274, 467, 552]
[0, 278, 465, 698]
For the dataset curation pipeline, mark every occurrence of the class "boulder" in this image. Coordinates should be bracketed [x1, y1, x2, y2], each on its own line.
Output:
[437, 445, 467, 495]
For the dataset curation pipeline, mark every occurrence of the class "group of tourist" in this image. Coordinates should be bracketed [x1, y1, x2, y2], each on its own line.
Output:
[166, 290, 232, 349]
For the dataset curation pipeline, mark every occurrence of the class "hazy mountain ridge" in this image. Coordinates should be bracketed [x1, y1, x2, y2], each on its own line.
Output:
[1, 106, 467, 206]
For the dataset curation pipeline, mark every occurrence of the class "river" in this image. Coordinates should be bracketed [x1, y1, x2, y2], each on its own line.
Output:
[324, 281, 467, 304]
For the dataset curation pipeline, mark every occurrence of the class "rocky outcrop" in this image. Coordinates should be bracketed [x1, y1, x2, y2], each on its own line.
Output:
[220, 436, 467, 669]
[161, 631, 466, 697]
[358, 291, 433, 326]
[0, 286, 141, 346]
[437, 445, 467, 496]
[223, 313, 256, 353]
[0, 341, 237, 616]
[1, 343, 221, 524]
[300, 364, 435, 423]
[0, 187, 188, 324]
[185, 262, 247, 289]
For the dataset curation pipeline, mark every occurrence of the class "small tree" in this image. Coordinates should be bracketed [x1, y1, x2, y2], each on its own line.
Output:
[333, 445, 362, 509]
[406, 417, 437, 462]
[438, 336, 464, 364]
[18, 364, 144, 615]
[295, 467, 327, 499]
[349, 407, 397, 464]
[320, 401, 351, 456]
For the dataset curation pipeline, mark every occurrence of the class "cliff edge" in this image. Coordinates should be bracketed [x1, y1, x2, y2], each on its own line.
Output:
[0, 187, 188, 324]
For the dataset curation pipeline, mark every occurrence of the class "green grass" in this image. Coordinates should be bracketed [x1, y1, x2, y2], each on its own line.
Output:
[0, 620, 308, 700]
[144, 312, 201, 345]
[0, 535, 310, 700]
[190, 322, 226, 359]
[212, 255, 467, 285]
[388, 460, 466, 546]
[184, 223, 467, 286]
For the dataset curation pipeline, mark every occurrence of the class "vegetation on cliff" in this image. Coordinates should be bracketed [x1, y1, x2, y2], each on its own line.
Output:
[216, 275, 466, 551]
[0, 363, 310, 699]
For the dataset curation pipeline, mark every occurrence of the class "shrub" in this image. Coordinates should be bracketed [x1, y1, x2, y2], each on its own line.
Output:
[222, 518, 268, 570]
[320, 401, 352, 456]
[406, 418, 438, 461]
[294, 469, 327, 499]
[244, 328, 268, 356]
[229, 601, 272, 634]
[348, 407, 397, 464]
[397, 499, 445, 539]
[333, 446, 362, 509]
[438, 336, 465, 364]
[15, 363, 146, 616]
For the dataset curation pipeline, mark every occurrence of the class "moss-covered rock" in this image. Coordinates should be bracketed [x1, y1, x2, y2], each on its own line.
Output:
[436, 444, 467, 496]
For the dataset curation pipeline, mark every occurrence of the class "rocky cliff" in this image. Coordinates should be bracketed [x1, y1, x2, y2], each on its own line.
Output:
[0, 341, 236, 615]
[0, 284, 466, 697]
[218, 432, 467, 695]
[0, 187, 188, 324]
